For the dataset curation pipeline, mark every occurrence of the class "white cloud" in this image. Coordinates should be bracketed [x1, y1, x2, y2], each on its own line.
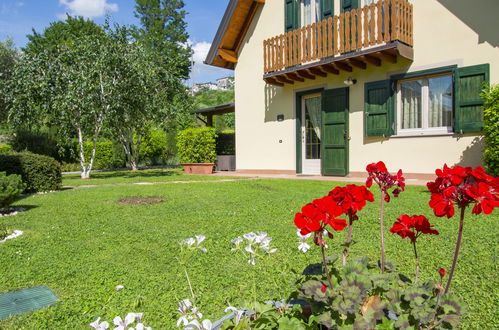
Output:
[59, 0, 118, 19]
[1, 1, 24, 15]
[187, 40, 233, 85]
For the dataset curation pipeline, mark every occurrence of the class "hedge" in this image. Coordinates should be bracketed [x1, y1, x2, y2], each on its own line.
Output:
[0, 151, 62, 193]
[138, 129, 168, 165]
[0, 144, 12, 153]
[482, 85, 499, 176]
[0, 172, 24, 208]
[78, 141, 125, 170]
[176, 127, 217, 163]
[216, 131, 235, 155]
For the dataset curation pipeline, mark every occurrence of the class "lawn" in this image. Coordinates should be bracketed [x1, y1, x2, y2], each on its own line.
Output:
[0, 174, 497, 328]
[62, 168, 238, 187]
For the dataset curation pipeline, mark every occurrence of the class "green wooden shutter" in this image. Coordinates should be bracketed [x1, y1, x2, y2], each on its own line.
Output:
[364, 80, 394, 136]
[285, 0, 300, 32]
[321, 0, 334, 20]
[341, 0, 359, 12]
[454, 64, 489, 133]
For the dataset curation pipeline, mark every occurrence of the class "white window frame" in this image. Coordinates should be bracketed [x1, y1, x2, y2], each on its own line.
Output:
[396, 72, 454, 136]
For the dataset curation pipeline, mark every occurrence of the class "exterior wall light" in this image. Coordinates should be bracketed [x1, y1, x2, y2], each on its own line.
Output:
[277, 114, 284, 121]
[343, 77, 357, 86]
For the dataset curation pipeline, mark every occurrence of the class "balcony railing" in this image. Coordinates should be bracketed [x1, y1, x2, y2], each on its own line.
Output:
[263, 0, 413, 74]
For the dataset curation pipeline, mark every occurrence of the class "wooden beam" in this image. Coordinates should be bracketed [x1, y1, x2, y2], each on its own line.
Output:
[309, 68, 327, 77]
[334, 62, 353, 72]
[264, 77, 284, 86]
[362, 55, 381, 66]
[276, 75, 294, 84]
[321, 64, 340, 75]
[254, 0, 265, 3]
[377, 51, 397, 64]
[218, 49, 238, 63]
[207, 114, 213, 127]
[286, 73, 305, 82]
[348, 58, 367, 70]
[296, 70, 316, 80]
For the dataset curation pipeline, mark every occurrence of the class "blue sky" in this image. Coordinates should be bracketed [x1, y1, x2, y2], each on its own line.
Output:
[0, 0, 233, 84]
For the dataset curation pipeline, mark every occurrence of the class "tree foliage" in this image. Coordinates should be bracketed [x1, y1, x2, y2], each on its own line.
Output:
[0, 38, 19, 124]
[482, 85, 498, 176]
[134, 0, 192, 79]
[24, 15, 104, 55]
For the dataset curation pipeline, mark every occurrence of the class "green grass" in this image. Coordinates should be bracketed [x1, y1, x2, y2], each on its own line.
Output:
[0, 178, 497, 328]
[62, 168, 238, 186]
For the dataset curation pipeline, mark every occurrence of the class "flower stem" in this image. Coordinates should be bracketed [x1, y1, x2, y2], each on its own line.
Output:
[380, 190, 386, 274]
[321, 244, 334, 290]
[342, 214, 354, 266]
[412, 240, 419, 282]
[444, 207, 465, 294]
[184, 267, 195, 301]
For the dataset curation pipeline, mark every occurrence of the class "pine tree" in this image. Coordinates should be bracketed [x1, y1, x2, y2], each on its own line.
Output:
[134, 0, 192, 79]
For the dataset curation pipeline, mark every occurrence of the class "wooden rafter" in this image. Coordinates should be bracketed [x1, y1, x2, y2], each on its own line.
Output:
[218, 49, 238, 63]
[286, 73, 305, 82]
[276, 76, 294, 84]
[348, 58, 367, 70]
[362, 55, 381, 66]
[321, 64, 340, 75]
[297, 70, 316, 80]
[309, 68, 327, 77]
[377, 51, 397, 64]
[334, 62, 353, 72]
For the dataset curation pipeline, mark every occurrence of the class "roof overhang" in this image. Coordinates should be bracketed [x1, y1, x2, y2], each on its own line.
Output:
[191, 103, 235, 116]
[204, 0, 265, 70]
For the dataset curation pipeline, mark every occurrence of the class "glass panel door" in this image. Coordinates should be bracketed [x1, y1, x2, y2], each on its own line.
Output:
[302, 94, 322, 175]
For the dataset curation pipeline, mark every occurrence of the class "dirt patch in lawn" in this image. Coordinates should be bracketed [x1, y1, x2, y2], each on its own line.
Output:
[116, 196, 165, 205]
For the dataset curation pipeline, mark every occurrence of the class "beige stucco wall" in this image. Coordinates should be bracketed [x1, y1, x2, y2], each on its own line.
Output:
[234, 0, 499, 174]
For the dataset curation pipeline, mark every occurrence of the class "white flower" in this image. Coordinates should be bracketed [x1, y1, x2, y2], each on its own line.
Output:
[90, 317, 109, 330]
[113, 313, 136, 330]
[244, 245, 254, 255]
[115, 285, 124, 291]
[224, 307, 245, 325]
[254, 231, 267, 243]
[298, 242, 311, 253]
[231, 237, 242, 245]
[243, 232, 256, 243]
[297, 230, 312, 241]
[248, 255, 255, 265]
[184, 319, 213, 330]
[195, 235, 205, 244]
[183, 238, 195, 246]
[177, 316, 189, 327]
[178, 299, 193, 314]
[132, 323, 151, 330]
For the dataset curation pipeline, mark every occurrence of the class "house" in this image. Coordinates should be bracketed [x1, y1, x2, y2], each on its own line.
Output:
[205, 0, 498, 177]
[190, 82, 219, 95]
[216, 76, 235, 90]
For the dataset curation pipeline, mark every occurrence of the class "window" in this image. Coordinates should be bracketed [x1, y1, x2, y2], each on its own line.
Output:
[396, 73, 453, 135]
[301, 0, 321, 26]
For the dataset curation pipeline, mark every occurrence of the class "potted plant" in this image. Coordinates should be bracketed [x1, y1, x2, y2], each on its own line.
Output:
[177, 127, 217, 175]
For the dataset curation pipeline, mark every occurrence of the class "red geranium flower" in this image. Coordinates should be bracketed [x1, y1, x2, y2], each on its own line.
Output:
[427, 164, 498, 218]
[366, 161, 405, 202]
[329, 184, 374, 215]
[294, 203, 323, 235]
[389, 214, 439, 243]
[438, 268, 446, 277]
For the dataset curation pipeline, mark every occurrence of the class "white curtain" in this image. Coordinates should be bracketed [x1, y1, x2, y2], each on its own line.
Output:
[305, 97, 321, 139]
[401, 80, 422, 129]
[303, 0, 312, 25]
[429, 75, 452, 128]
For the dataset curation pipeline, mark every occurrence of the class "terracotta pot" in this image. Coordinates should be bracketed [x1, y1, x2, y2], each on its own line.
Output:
[182, 163, 214, 175]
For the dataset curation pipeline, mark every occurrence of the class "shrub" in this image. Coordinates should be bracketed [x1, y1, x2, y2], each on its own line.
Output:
[0, 223, 7, 240]
[0, 172, 24, 208]
[0, 151, 62, 192]
[78, 141, 125, 170]
[0, 144, 12, 153]
[176, 127, 217, 163]
[10, 129, 60, 159]
[482, 85, 499, 176]
[138, 129, 168, 165]
[216, 130, 235, 155]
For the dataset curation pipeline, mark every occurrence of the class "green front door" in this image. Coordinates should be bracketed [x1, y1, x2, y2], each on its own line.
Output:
[321, 87, 349, 176]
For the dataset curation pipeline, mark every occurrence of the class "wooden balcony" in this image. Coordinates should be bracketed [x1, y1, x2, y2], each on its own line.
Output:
[263, 0, 414, 86]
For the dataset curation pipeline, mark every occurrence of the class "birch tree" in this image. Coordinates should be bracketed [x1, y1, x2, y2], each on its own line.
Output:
[7, 34, 117, 179]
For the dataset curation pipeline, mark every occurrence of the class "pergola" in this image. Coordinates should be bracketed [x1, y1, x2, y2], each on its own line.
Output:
[191, 102, 235, 127]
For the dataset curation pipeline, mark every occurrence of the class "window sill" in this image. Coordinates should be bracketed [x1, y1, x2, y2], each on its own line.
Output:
[391, 132, 456, 138]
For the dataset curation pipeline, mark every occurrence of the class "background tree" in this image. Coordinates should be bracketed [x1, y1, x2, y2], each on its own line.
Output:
[134, 0, 192, 79]
[104, 25, 187, 170]
[0, 38, 19, 126]
[24, 15, 104, 55]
